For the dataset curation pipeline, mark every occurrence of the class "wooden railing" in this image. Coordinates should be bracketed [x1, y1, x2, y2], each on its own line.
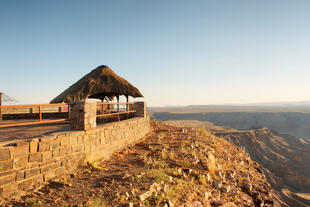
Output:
[0, 102, 138, 128]
[96, 102, 136, 119]
[0, 103, 71, 128]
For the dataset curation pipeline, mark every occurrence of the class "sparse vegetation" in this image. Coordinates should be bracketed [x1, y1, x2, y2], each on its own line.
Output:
[88, 160, 104, 171]
[199, 128, 208, 135]
[85, 198, 107, 207]
[25, 198, 40, 207]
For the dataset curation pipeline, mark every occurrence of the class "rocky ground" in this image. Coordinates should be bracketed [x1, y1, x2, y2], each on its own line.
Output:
[165, 120, 310, 207]
[3, 122, 274, 207]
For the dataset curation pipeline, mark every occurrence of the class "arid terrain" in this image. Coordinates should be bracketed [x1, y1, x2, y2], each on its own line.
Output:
[3, 122, 274, 207]
[165, 120, 310, 207]
[150, 107, 310, 139]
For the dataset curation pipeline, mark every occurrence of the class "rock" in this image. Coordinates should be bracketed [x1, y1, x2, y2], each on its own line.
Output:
[225, 172, 234, 179]
[153, 183, 162, 191]
[222, 202, 237, 207]
[210, 200, 223, 206]
[122, 203, 134, 207]
[215, 171, 223, 177]
[179, 168, 192, 174]
[168, 199, 174, 207]
[190, 201, 203, 207]
[177, 168, 182, 174]
[231, 188, 238, 195]
[163, 184, 168, 193]
[194, 159, 200, 165]
[168, 176, 173, 182]
[198, 159, 209, 170]
[137, 172, 146, 178]
[139, 182, 161, 201]
[242, 181, 252, 193]
[213, 181, 222, 189]
[221, 185, 230, 193]
[206, 173, 211, 182]
[160, 203, 169, 207]
[160, 199, 174, 207]
[207, 152, 216, 175]
[204, 191, 211, 199]
[69, 173, 76, 178]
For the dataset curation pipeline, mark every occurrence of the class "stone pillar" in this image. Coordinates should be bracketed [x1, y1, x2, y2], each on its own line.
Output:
[70, 101, 97, 130]
[133, 101, 146, 117]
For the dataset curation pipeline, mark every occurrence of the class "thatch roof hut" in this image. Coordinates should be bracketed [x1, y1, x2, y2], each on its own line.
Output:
[50, 65, 143, 103]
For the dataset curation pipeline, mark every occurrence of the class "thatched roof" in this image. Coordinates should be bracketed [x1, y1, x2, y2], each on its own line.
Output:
[50, 65, 143, 103]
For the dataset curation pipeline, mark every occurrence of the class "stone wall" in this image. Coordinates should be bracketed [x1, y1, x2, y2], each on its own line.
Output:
[133, 102, 147, 117]
[0, 116, 150, 197]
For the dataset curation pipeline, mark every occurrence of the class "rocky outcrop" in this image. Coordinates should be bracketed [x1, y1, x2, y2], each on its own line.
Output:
[164, 120, 310, 206]
[216, 128, 310, 207]
[216, 128, 310, 193]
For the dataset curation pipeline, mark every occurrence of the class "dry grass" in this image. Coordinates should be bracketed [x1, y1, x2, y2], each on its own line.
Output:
[88, 160, 104, 171]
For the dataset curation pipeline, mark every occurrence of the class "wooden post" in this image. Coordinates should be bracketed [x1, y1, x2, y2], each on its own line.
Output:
[117, 95, 120, 121]
[102, 100, 104, 115]
[126, 95, 129, 119]
[117, 95, 120, 112]
[39, 105, 42, 122]
[68, 103, 71, 120]
[0, 92, 2, 121]
[126, 95, 129, 112]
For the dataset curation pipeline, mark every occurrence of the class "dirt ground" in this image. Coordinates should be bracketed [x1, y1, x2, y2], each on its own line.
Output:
[3, 122, 273, 207]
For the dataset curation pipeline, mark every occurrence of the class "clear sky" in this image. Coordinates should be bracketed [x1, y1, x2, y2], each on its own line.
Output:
[1, 0, 310, 106]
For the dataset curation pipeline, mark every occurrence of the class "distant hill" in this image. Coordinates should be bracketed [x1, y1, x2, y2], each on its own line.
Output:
[149, 102, 310, 113]
[152, 112, 310, 139]
[186, 101, 310, 107]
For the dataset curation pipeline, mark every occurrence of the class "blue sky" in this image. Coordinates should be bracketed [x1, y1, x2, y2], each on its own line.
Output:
[1, 1, 310, 106]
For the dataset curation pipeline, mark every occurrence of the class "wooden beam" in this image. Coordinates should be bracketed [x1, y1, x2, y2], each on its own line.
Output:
[96, 110, 136, 118]
[0, 119, 70, 128]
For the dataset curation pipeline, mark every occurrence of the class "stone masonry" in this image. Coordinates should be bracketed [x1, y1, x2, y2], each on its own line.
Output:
[133, 102, 147, 117]
[70, 101, 97, 130]
[0, 101, 150, 198]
